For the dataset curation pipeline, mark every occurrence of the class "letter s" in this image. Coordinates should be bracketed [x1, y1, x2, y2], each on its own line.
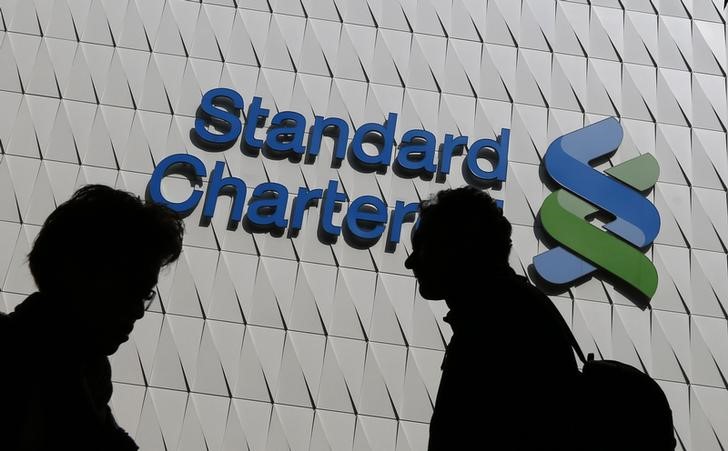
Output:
[194, 88, 244, 147]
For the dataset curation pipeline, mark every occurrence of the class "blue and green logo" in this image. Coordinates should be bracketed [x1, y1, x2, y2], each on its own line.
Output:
[533, 118, 661, 300]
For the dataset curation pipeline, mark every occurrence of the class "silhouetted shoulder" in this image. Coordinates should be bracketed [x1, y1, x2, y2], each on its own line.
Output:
[0, 294, 139, 450]
[0, 312, 10, 341]
[429, 274, 581, 450]
[0, 310, 31, 450]
[0, 310, 25, 375]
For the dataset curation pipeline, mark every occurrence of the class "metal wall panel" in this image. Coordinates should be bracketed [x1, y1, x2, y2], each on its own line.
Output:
[0, 0, 726, 449]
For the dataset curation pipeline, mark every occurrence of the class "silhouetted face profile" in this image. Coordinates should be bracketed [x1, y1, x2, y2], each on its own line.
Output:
[28, 185, 184, 356]
[69, 261, 161, 355]
[405, 187, 512, 302]
[405, 222, 450, 300]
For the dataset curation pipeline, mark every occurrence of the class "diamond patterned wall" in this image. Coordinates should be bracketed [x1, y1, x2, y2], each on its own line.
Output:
[0, 0, 727, 449]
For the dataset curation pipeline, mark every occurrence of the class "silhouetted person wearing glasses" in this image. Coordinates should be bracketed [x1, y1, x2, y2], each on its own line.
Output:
[405, 187, 580, 450]
[0, 185, 184, 451]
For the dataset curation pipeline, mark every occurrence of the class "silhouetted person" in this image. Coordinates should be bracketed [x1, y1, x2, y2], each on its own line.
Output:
[405, 187, 580, 450]
[0, 185, 184, 451]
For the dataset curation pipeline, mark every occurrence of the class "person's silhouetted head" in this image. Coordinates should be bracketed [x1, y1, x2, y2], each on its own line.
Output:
[405, 186, 512, 301]
[27, 184, 184, 355]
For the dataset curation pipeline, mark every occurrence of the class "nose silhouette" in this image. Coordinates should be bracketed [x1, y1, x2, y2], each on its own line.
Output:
[404, 253, 414, 270]
[119, 294, 147, 323]
[131, 300, 145, 321]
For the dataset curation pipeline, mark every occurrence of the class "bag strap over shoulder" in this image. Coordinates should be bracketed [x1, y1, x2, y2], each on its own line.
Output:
[564, 321, 589, 365]
[541, 295, 589, 366]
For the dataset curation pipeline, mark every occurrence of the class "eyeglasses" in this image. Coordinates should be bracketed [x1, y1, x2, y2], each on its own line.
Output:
[143, 290, 157, 311]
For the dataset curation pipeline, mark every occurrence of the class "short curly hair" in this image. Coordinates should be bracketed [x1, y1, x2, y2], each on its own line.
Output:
[28, 184, 184, 293]
[417, 186, 512, 264]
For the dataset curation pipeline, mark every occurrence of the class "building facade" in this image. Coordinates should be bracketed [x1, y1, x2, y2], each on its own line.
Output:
[1, 0, 727, 449]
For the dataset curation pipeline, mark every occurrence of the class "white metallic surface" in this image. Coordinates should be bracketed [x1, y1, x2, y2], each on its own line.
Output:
[0, 0, 726, 449]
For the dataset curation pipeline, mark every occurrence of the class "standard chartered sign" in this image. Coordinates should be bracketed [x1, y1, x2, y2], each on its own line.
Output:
[147, 90, 660, 303]
[148, 88, 510, 246]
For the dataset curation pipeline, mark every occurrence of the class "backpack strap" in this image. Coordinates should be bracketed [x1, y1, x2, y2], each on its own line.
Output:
[541, 294, 589, 366]
[563, 319, 588, 365]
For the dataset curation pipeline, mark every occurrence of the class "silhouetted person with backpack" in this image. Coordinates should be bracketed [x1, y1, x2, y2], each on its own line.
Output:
[0, 185, 184, 451]
[407, 187, 677, 450]
[406, 187, 581, 450]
